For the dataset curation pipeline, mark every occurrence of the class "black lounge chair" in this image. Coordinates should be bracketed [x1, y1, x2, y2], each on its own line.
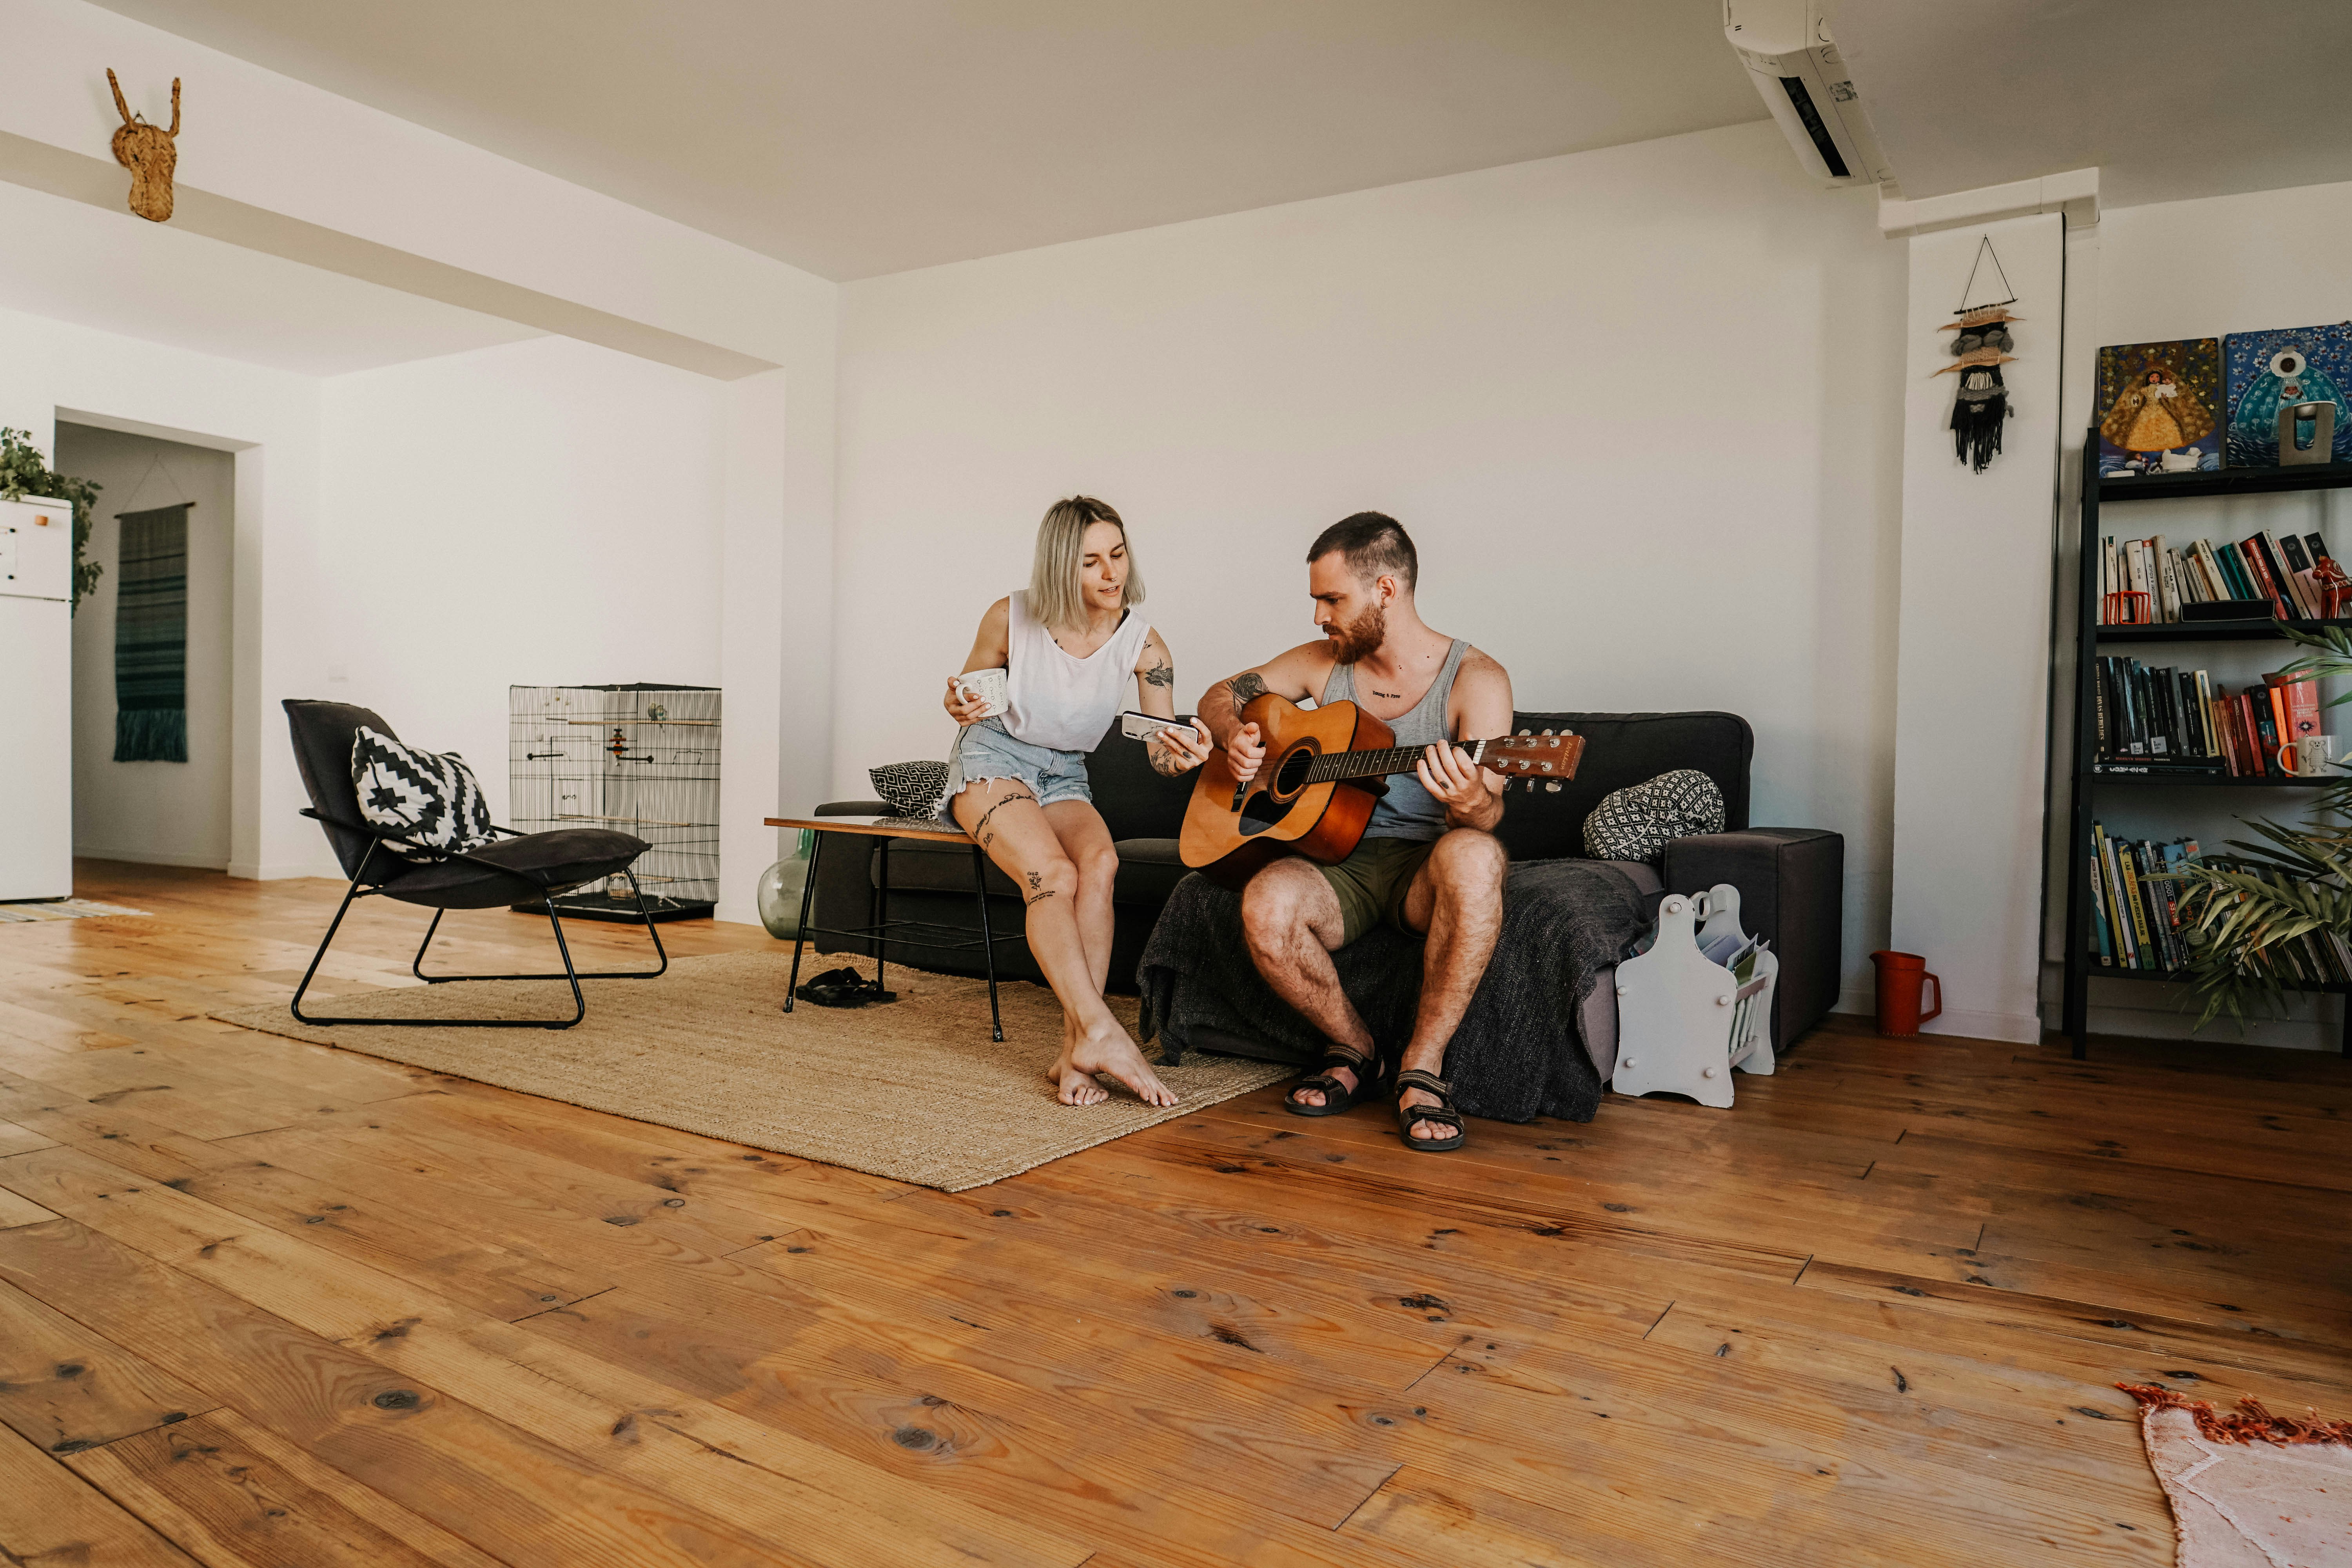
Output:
[282, 699, 666, 1028]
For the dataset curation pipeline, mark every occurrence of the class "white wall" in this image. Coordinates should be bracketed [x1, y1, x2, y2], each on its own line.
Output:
[1887, 213, 2065, 1044]
[60, 423, 235, 867]
[4, 0, 843, 916]
[833, 120, 1907, 994]
[318, 338, 725, 816]
[0, 305, 322, 879]
[2044, 176, 2352, 1049]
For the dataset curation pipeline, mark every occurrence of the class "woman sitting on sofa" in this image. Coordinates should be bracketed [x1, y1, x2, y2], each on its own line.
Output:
[943, 495, 1211, 1107]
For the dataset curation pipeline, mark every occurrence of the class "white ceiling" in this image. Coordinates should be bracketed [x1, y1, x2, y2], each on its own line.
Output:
[1837, 0, 2352, 211]
[83, 0, 1765, 281]
[0, 178, 538, 376]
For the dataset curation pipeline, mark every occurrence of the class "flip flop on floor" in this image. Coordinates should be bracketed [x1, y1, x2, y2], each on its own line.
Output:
[1285, 1044, 1378, 1117]
[1392, 1068, 1466, 1152]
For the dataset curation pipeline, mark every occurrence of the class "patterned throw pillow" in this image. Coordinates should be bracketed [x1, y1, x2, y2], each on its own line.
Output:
[870, 760, 952, 822]
[1582, 768, 1725, 865]
[352, 726, 494, 861]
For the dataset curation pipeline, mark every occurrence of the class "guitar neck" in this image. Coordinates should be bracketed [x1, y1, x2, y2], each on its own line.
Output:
[1305, 738, 1495, 785]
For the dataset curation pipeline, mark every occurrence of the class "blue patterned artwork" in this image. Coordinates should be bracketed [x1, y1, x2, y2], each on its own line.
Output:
[2097, 339, 2223, 477]
[2225, 323, 2352, 466]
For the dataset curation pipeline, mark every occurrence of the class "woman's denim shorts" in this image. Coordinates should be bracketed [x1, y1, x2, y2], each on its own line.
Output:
[950, 717, 1093, 808]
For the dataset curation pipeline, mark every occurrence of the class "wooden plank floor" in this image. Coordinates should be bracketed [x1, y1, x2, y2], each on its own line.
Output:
[2, 861, 2347, 1567]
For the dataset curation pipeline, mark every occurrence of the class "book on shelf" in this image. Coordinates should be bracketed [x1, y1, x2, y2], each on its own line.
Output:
[2098, 529, 2344, 625]
[2091, 655, 2319, 777]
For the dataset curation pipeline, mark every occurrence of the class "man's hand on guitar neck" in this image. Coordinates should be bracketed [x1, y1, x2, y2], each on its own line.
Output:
[1418, 741, 1503, 833]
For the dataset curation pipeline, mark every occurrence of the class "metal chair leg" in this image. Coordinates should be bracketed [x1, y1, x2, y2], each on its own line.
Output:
[784, 829, 826, 1013]
[291, 890, 588, 1029]
[973, 842, 1004, 1043]
[414, 869, 668, 984]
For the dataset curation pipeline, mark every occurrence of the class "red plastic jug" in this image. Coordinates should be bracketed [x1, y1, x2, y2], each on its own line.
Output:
[1868, 950, 1942, 1037]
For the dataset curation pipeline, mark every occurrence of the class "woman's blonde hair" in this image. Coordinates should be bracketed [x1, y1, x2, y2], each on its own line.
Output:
[1028, 495, 1144, 632]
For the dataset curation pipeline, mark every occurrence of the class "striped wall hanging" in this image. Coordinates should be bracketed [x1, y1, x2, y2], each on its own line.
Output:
[113, 502, 191, 762]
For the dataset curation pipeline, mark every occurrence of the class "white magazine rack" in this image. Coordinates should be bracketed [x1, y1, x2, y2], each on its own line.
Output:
[1611, 883, 1777, 1109]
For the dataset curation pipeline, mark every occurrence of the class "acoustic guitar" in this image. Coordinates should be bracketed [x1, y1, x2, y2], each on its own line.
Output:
[1178, 693, 1585, 889]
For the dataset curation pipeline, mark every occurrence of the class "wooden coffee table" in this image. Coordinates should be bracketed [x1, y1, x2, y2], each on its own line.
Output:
[764, 813, 1022, 1041]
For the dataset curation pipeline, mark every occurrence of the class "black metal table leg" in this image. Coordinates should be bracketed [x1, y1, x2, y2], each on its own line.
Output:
[875, 838, 889, 995]
[973, 843, 1004, 1042]
[782, 829, 825, 1013]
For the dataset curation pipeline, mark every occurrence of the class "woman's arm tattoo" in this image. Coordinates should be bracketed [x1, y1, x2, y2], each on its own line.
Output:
[1141, 659, 1174, 688]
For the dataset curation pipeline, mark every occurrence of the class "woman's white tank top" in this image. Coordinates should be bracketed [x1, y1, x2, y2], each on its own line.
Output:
[1002, 590, 1153, 752]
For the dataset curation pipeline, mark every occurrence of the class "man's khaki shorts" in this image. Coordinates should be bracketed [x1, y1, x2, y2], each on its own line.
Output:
[1319, 835, 1439, 947]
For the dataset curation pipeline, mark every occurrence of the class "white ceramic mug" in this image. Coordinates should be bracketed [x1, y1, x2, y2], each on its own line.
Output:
[2278, 734, 2335, 776]
[951, 667, 1009, 719]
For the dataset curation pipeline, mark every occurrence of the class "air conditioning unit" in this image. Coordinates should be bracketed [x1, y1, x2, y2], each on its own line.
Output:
[1724, 0, 1892, 189]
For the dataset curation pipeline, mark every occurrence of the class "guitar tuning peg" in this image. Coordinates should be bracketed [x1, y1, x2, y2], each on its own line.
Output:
[1517, 728, 1531, 737]
[1544, 780, 1561, 792]
[1541, 728, 1553, 736]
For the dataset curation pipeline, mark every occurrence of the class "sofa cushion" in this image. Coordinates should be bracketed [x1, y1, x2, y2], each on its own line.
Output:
[375, 828, 647, 910]
[869, 832, 1020, 898]
[1111, 838, 1190, 906]
[1495, 711, 1751, 863]
[1080, 717, 1196, 841]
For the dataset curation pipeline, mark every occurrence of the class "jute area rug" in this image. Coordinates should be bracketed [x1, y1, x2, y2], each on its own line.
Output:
[214, 952, 1291, 1192]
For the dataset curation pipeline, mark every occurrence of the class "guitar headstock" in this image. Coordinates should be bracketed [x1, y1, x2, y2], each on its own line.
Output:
[1475, 730, 1584, 783]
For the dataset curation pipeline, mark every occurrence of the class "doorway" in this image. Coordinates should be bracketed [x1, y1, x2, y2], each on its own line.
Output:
[60, 423, 235, 869]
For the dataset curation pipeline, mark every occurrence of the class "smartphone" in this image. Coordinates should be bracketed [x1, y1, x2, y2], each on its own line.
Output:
[1120, 711, 1203, 744]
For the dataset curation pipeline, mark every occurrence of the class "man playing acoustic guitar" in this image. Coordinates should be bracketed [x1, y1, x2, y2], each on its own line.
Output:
[1197, 513, 1513, 1152]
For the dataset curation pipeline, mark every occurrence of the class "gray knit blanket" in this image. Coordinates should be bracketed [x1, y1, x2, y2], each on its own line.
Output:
[1136, 858, 1654, 1124]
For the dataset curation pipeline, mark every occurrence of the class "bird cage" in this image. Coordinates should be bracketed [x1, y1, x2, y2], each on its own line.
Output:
[508, 684, 720, 921]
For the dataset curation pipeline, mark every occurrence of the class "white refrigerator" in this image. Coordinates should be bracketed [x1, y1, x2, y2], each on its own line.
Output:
[0, 496, 74, 900]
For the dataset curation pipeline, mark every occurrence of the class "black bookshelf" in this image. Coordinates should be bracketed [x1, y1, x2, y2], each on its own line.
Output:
[2098, 618, 2352, 644]
[2063, 440, 2352, 1060]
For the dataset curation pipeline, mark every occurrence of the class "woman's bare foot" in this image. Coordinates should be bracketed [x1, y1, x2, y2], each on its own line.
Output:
[1066, 1020, 1177, 1107]
[1048, 1055, 1112, 1106]
[1045, 1011, 1111, 1105]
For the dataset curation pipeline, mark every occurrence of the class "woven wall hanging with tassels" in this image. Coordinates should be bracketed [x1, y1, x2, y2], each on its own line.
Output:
[1934, 236, 2021, 473]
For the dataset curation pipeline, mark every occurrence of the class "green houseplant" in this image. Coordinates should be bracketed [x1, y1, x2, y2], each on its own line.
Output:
[2163, 622, 2352, 1029]
[0, 427, 102, 610]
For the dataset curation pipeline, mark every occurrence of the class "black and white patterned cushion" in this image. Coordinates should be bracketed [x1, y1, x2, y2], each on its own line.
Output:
[1582, 768, 1725, 864]
[869, 760, 951, 822]
[352, 726, 494, 861]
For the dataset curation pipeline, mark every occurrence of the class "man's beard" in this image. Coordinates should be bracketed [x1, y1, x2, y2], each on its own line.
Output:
[1325, 603, 1386, 664]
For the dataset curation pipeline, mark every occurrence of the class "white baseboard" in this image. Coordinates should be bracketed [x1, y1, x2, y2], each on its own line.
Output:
[74, 845, 228, 870]
[1920, 1007, 2043, 1045]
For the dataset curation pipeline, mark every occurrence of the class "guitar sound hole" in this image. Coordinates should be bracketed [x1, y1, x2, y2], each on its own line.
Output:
[1272, 746, 1317, 800]
[1238, 789, 1292, 836]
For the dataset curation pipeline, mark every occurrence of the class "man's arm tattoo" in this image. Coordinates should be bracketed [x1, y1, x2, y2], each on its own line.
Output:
[1141, 658, 1174, 689]
[1229, 671, 1267, 708]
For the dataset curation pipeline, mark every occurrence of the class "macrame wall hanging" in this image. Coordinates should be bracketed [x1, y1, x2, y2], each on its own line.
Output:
[1934, 236, 2021, 473]
[106, 68, 181, 223]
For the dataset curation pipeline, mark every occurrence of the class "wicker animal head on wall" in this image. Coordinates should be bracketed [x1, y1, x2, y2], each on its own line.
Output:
[105, 69, 180, 223]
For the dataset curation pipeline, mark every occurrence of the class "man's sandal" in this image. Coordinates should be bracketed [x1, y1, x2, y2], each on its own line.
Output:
[1393, 1068, 1467, 1152]
[1285, 1045, 1378, 1118]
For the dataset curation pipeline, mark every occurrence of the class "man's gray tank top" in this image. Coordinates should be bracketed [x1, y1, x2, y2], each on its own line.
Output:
[1321, 638, 1470, 842]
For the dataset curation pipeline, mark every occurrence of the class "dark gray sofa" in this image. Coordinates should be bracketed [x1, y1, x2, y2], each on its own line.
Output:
[809, 710, 1843, 1051]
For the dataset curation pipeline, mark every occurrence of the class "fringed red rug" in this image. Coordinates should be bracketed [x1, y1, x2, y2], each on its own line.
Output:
[2120, 1383, 2352, 1566]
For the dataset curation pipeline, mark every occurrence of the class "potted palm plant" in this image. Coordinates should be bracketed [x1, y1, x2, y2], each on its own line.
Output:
[2164, 622, 2352, 1028]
